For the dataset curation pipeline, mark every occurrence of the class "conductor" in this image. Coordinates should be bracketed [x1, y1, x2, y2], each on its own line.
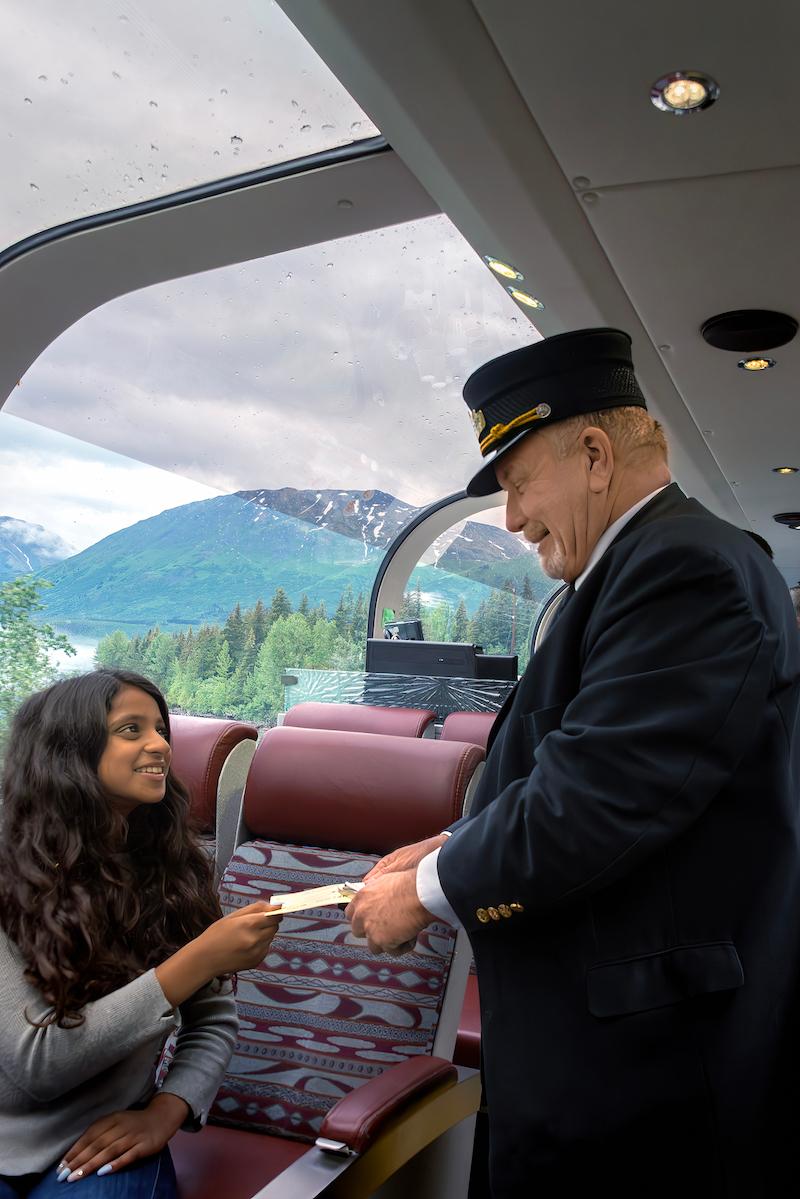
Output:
[346, 328, 800, 1198]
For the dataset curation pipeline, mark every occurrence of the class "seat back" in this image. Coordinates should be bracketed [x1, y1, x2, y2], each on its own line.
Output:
[283, 700, 436, 738]
[211, 726, 484, 1142]
[440, 711, 497, 750]
[168, 714, 257, 871]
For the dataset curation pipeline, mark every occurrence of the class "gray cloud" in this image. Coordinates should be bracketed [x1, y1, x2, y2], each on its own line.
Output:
[9, 215, 538, 507]
[1, 0, 378, 249]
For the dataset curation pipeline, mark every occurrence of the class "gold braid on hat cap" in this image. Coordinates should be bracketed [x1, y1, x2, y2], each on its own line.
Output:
[478, 403, 552, 454]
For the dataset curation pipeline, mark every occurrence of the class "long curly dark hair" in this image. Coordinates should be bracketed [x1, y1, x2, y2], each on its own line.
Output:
[0, 669, 224, 1027]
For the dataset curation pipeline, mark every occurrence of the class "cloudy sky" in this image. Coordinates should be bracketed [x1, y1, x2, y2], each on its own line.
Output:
[1, 0, 538, 551]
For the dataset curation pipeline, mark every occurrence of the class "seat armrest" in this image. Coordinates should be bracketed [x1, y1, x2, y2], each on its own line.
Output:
[317, 1056, 457, 1155]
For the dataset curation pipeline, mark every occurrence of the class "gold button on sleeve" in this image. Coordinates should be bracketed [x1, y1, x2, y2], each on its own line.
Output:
[509, 902, 524, 913]
[476, 908, 490, 923]
[498, 904, 512, 918]
[488, 907, 500, 921]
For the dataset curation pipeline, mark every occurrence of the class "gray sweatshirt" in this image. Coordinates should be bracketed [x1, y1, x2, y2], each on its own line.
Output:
[0, 932, 238, 1175]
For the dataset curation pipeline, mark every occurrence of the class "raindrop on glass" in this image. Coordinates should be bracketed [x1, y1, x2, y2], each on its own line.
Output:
[230, 134, 242, 145]
[38, 75, 47, 82]
[149, 99, 158, 107]
[220, 87, 228, 95]
[300, 124, 311, 132]
[350, 121, 362, 133]
[29, 182, 39, 190]
[23, 96, 32, 104]
[112, 71, 121, 80]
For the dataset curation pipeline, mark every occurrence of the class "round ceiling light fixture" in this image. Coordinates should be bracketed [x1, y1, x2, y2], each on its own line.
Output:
[650, 71, 719, 115]
[484, 256, 523, 281]
[701, 310, 798, 352]
[507, 287, 544, 310]
[738, 357, 776, 371]
[773, 466, 799, 475]
[773, 512, 800, 529]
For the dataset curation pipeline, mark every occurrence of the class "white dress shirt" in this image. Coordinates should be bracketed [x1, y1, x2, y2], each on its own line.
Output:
[416, 485, 670, 925]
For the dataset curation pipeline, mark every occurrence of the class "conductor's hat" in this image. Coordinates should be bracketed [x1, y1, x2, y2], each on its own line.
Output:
[463, 327, 646, 496]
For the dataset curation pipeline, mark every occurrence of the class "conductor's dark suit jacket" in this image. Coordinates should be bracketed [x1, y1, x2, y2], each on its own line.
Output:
[438, 484, 800, 1198]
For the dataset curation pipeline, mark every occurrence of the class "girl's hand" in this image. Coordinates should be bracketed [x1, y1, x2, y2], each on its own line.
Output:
[58, 1093, 188, 1182]
[156, 900, 281, 1007]
[195, 900, 282, 976]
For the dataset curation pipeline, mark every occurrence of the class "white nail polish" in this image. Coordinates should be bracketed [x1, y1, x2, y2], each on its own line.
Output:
[57, 1169, 70, 1183]
[97, 1166, 113, 1177]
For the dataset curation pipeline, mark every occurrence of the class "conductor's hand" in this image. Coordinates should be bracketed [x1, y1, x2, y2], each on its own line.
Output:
[346, 870, 432, 956]
[196, 901, 281, 975]
[363, 833, 449, 882]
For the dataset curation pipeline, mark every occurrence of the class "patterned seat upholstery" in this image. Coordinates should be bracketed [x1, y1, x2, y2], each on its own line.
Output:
[170, 725, 485, 1199]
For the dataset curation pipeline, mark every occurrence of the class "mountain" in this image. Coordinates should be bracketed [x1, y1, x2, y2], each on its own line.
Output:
[436, 519, 547, 595]
[38, 487, 546, 636]
[0, 516, 74, 583]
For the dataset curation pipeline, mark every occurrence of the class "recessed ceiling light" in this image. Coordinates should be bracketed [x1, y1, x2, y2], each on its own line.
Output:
[773, 466, 799, 475]
[650, 71, 719, 115]
[484, 256, 523, 281]
[738, 357, 775, 371]
[507, 287, 544, 310]
[773, 512, 800, 528]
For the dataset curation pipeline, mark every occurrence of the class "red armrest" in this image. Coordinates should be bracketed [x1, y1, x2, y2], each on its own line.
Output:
[317, 1056, 457, 1155]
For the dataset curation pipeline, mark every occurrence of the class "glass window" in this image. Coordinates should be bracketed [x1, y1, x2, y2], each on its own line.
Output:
[1, 0, 379, 249]
[3, 213, 539, 728]
[399, 505, 558, 675]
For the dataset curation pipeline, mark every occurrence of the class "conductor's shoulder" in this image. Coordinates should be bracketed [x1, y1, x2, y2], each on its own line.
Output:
[611, 501, 784, 603]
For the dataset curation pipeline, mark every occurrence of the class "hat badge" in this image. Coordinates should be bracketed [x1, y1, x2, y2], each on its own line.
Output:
[533, 403, 551, 419]
[471, 408, 486, 437]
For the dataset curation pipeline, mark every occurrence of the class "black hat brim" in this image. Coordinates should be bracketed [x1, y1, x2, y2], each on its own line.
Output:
[465, 427, 537, 497]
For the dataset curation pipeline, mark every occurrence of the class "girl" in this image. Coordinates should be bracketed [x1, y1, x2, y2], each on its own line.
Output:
[0, 669, 279, 1198]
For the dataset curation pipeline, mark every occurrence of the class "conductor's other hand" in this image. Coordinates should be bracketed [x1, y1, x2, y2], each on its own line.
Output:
[364, 833, 449, 882]
[197, 901, 281, 974]
[347, 870, 432, 955]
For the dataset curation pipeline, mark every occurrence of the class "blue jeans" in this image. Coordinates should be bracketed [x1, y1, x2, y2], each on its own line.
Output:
[0, 1150, 176, 1199]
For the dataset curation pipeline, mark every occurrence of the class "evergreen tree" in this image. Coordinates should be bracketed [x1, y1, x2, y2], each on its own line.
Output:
[144, 631, 178, 692]
[268, 587, 292, 625]
[244, 599, 269, 650]
[522, 573, 534, 602]
[223, 603, 245, 660]
[334, 584, 354, 636]
[0, 578, 75, 751]
[95, 630, 132, 669]
[350, 591, 367, 645]
[452, 598, 469, 643]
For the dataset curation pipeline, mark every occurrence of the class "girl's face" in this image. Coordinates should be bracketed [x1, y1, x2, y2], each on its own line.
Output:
[97, 686, 171, 816]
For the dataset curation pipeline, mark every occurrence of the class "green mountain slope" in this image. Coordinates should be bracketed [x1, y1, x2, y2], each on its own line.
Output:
[39, 493, 508, 636]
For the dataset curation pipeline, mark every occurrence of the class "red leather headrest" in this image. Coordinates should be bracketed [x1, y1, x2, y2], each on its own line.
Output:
[243, 726, 484, 854]
[283, 702, 436, 738]
[441, 711, 497, 750]
[169, 715, 257, 831]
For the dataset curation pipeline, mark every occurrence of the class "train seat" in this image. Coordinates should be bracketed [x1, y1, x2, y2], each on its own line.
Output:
[440, 711, 497, 750]
[167, 714, 258, 873]
[169, 725, 485, 1199]
[283, 700, 436, 738]
[454, 971, 481, 1071]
